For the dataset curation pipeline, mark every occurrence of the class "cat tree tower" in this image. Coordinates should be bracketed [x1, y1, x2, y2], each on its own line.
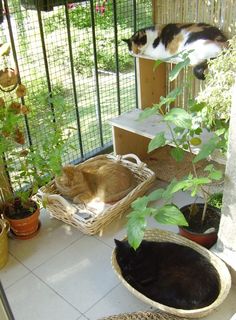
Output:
[110, 0, 236, 280]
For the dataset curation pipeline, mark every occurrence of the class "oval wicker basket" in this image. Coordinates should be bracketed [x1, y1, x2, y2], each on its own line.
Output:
[100, 311, 189, 320]
[111, 229, 231, 319]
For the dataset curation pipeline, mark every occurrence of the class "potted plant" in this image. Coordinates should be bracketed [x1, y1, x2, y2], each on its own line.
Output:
[0, 43, 18, 92]
[126, 49, 230, 250]
[0, 44, 73, 239]
[0, 79, 40, 239]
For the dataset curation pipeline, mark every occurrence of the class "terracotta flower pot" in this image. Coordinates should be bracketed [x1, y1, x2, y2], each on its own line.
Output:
[179, 203, 221, 249]
[0, 68, 18, 92]
[6, 206, 40, 239]
[0, 219, 10, 269]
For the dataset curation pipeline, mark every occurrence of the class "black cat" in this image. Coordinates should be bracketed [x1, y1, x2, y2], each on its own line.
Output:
[115, 239, 220, 309]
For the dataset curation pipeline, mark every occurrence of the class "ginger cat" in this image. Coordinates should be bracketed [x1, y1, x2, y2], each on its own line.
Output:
[55, 158, 135, 204]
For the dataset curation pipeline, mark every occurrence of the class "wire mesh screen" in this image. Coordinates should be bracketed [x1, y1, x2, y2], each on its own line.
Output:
[0, 0, 152, 190]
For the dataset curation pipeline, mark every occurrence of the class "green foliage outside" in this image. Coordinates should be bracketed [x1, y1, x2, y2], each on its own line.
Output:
[43, 1, 152, 75]
[73, 27, 134, 76]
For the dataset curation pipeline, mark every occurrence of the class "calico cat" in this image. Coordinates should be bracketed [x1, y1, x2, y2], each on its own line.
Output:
[115, 239, 220, 309]
[55, 158, 135, 204]
[123, 23, 228, 80]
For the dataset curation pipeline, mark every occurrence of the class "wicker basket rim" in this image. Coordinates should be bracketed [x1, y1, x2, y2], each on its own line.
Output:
[39, 153, 156, 235]
[111, 229, 231, 318]
[100, 310, 189, 320]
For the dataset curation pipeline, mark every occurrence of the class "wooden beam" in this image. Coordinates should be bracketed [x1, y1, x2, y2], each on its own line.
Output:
[0, 161, 12, 203]
[136, 58, 166, 109]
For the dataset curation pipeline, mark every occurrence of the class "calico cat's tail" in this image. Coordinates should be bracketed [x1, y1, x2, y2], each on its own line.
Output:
[193, 61, 208, 80]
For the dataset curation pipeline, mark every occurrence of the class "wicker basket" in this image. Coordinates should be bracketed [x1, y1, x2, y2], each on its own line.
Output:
[112, 229, 231, 319]
[100, 311, 189, 320]
[38, 154, 155, 235]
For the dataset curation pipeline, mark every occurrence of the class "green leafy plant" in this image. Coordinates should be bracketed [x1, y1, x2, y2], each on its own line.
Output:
[127, 53, 228, 250]
[197, 36, 236, 125]
[208, 192, 223, 210]
[0, 45, 73, 218]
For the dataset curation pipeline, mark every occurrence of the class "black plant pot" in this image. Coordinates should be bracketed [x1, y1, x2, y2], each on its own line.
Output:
[21, 0, 86, 12]
[179, 203, 221, 248]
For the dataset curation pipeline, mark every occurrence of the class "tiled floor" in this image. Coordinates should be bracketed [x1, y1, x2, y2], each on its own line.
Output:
[1, 187, 236, 320]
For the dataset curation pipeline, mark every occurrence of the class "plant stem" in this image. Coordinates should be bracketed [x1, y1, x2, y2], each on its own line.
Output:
[187, 140, 208, 223]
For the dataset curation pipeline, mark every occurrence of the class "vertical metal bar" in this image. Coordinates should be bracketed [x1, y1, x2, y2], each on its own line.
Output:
[3, 0, 33, 146]
[89, 0, 104, 147]
[133, 0, 138, 108]
[36, 8, 56, 123]
[64, 3, 84, 158]
[112, 0, 121, 115]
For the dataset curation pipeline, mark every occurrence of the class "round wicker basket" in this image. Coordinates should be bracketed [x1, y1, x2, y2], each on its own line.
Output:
[100, 311, 188, 320]
[111, 229, 231, 319]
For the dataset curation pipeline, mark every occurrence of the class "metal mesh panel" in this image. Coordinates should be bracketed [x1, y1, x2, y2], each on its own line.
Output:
[0, 0, 152, 190]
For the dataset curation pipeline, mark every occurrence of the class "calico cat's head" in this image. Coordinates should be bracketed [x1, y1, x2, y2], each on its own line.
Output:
[122, 28, 152, 55]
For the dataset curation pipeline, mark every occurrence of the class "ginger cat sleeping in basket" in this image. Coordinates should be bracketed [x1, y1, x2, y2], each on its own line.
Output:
[55, 158, 135, 204]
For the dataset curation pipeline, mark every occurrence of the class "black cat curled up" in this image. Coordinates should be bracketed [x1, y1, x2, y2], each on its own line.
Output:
[115, 239, 220, 309]
[123, 23, 228, 80]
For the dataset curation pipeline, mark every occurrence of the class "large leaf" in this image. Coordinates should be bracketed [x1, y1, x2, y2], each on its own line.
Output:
[127, 214, 147, 250]
[154, 59, 164, 69]
[169, 58, 191, 81]
[164, 108, 192, 129]
[153, 204, 188, 226]
[189, 101, 206, 112]
[193, 136, 218, 163]
[208, 169, 223, 181]
[147, 188, 165, 202]
[170, 147, 185, 162]
[148, 132, 166, 152]
[159, 87, 183, 107]
[154, 49, 191, 70]
[170, 177, 211, 194]
[138, 106, 158, 121]
[162, 179, 178, 200]
[170, 179, 194, 193]
[130, 196, 149, 211]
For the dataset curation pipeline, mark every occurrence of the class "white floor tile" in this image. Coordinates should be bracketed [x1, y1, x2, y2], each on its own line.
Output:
[95, 213, 128, 248]
[85, 283, 152, 320]
[34, 236, 120, 313]
[0, 254, 30, 289]
[5, 273, 81, 320]
[9, 210, 84, 270]
[78, 316, 89, 320]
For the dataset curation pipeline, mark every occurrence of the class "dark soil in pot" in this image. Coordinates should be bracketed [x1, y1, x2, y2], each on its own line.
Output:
[179, 203, 221, 248]
[3, 197, 38, 220]
[180, 203, 220, 234]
